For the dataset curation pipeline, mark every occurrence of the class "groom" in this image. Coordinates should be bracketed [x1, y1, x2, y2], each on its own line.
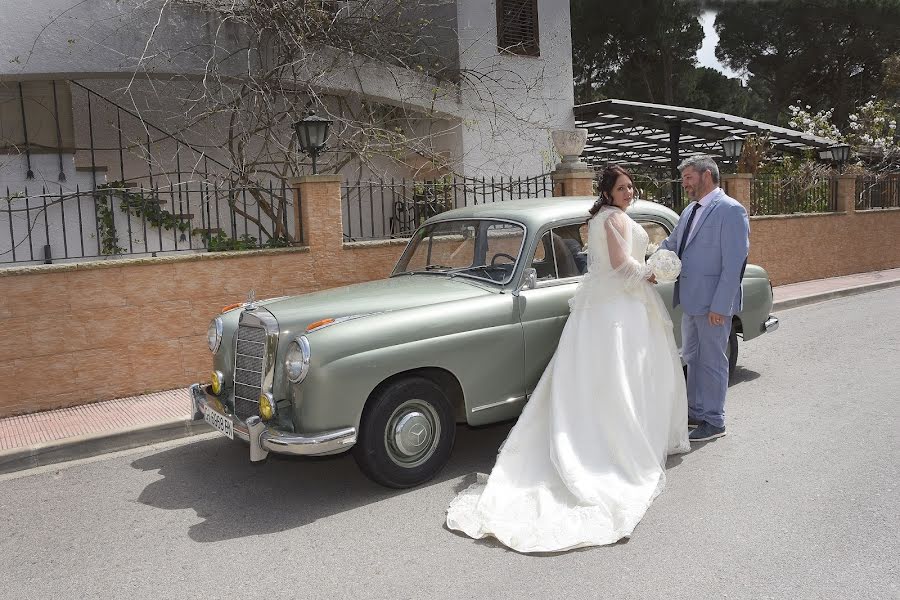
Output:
[660, 156, 750, 442]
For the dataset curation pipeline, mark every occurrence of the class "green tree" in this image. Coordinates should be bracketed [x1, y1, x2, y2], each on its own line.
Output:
[680, 67, 767, 118]
[883, 54, 900, 101]
[714, 0, 900, 127]
[572, 0, 704, 105]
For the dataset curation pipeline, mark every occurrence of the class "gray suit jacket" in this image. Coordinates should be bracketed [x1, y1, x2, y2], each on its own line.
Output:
[660, 189, 750, 317]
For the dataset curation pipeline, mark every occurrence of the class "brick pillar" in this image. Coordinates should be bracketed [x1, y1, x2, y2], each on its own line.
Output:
[551, 168, 595, 197]
[835, 174, 857, 213]
[289, 175, 343, 249]
[721, 173, 753, 212]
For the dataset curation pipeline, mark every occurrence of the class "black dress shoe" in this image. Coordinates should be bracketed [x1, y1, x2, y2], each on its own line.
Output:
[688, 417, 702, 430]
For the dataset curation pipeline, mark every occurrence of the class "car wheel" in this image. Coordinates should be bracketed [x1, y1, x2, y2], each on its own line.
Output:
[353, 376, 456, 488]
[726, 323, 738, 378]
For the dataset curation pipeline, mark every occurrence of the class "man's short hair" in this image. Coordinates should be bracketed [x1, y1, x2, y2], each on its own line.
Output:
[678, 155, 720, 184]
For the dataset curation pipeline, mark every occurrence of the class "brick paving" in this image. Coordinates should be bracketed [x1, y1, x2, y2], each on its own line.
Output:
[0, 388, 191, 452]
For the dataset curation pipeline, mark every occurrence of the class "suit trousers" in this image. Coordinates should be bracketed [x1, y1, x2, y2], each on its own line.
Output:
[681, 313, 730, 428]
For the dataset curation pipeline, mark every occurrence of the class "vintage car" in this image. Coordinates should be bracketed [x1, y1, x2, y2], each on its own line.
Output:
[192, 197, 779, 487]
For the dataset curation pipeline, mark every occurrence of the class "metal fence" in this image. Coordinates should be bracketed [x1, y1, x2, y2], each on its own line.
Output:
[856, 175, 900, 210]
[628, 170, 685, 212]
[1, 182, 295, 265]
[749, 174, 837, 216]
[341, 174, 553, 241]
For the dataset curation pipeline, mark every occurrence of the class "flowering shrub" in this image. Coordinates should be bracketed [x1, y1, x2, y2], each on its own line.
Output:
[845, 99, 899, 153]
[787, 100, 899, 159]
[787, 105, 844, 141]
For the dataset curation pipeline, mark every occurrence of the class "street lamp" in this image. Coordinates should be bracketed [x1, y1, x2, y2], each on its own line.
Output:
[293, 111, 333, 174]
[830, 143, 851, 164]
[720, 135, 744, 159]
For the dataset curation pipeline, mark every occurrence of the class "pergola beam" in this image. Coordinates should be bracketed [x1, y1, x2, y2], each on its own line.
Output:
[575, 99, 840, 168]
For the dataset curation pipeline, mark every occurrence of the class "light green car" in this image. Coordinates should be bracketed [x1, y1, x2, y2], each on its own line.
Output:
[192, 197, 778, 487]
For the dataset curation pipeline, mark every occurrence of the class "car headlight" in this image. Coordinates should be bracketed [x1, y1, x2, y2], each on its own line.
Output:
[207, 317, 223, 353]
[285, 336, 311, 383]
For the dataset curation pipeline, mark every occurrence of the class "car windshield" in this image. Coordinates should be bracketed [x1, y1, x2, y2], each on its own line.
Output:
[392, 219, 525, 284]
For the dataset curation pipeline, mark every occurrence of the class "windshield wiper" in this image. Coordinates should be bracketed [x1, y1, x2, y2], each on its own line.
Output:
[448, 265, 502, 282]
[452, 264, 496, 275]
[392, 265, 454, 276]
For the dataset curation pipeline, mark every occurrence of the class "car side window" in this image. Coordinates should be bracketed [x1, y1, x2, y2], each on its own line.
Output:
[530, 231, 555, 280]
[529, 224, 588, 281]
[638, 220, 670, 257]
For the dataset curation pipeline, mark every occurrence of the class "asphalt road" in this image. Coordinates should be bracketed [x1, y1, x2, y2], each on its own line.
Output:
[1, 288, 898, 600]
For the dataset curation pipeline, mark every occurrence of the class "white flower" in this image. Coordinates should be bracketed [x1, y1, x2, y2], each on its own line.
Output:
[647, 249, 681, 283]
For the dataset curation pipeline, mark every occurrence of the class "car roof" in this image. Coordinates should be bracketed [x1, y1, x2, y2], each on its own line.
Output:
[426, 196, 680, 230]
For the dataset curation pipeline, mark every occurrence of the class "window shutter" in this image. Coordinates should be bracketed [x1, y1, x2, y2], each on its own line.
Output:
[496, 0, 540, 56]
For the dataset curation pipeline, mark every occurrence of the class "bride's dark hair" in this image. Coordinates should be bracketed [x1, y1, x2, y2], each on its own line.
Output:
[588, 165, 633, 219]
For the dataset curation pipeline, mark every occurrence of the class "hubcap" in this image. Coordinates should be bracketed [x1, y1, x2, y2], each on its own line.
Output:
[384, 400, 440, 468]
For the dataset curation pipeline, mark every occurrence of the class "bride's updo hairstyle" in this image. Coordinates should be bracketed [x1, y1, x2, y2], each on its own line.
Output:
[589, 164, 633, 219]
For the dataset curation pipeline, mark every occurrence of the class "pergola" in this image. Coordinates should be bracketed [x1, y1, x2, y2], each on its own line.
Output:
[574, 99, 843, 203]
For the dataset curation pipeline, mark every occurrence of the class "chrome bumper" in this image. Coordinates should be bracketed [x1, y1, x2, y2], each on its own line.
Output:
[190, 383, 357, 461]
[763, 315, 779, 333]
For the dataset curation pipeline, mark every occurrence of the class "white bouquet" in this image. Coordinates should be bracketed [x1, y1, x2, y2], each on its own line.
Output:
[647, 249, 682, 282]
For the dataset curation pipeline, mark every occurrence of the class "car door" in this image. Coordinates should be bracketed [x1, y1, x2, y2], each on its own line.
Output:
[516, 221, 588, 395]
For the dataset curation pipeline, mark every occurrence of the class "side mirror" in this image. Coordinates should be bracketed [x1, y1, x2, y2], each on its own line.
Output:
[518, 267, 538, 292]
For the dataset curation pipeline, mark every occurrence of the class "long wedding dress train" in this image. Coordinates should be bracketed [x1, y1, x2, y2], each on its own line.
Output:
[446, 206, 690, 553]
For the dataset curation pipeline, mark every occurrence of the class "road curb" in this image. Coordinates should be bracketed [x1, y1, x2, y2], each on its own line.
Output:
[0, 417, 211, 476]
[773, 278, 900, 311]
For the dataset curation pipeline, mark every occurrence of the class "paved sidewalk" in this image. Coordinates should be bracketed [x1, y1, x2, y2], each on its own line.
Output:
[0, 389, 208, 474]
[772, 267, 900, 310]
[2, 267, 899, 475]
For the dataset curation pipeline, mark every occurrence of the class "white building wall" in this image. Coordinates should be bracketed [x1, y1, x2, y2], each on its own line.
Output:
[454, 0, 576, 176]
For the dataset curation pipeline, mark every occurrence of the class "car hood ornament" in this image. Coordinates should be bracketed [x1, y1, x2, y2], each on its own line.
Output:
[245, 288, 257, 310]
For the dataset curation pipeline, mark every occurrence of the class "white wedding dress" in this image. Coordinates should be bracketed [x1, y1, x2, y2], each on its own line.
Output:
[446, 206, 690, 553]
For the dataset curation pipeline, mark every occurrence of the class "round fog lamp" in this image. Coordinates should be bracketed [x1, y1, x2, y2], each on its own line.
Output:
[210, 370, 224, 395]
[259, 394, 275, 421]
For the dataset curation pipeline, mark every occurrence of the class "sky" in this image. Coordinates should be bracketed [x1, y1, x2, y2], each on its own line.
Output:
[696, 11, 745, 80]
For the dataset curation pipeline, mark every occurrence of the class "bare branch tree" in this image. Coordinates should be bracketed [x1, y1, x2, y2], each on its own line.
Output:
[12, 0, 553, 245]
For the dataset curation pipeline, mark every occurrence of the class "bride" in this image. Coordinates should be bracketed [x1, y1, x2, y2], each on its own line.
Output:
[446, 165, 690, 553]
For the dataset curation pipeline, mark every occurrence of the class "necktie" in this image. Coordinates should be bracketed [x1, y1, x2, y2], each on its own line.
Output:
[678, 203, 699, 257]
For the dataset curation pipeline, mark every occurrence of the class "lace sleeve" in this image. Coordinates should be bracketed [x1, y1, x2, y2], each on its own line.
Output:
[603, 210, 652, 286]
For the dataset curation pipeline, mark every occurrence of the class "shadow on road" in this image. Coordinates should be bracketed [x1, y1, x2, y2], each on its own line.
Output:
[729, 366, 761, 387]
[131, 421, 512, 543]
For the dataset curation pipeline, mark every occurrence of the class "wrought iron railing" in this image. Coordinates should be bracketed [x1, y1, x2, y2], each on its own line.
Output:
[749, 174, 837, 216]
[1, 182, 295, 265]
[856, 175, 900, 210]
[341, 174, 553, 241]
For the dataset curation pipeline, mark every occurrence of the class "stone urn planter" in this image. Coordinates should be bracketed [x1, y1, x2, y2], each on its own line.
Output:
[551, 129, 589, 171]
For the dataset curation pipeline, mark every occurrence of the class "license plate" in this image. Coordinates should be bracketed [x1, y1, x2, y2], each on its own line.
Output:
[205, 407, 234, 440]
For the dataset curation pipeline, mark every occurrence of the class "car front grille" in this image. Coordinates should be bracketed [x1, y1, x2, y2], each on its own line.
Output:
[233, 324, 267, 421]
